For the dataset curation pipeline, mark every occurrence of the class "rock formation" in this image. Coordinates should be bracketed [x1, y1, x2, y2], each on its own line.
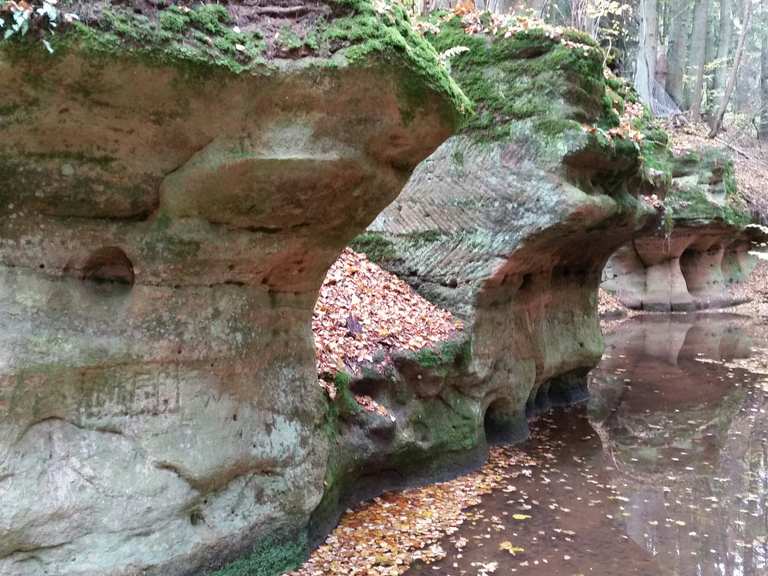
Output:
[323, 14, 656, 529]
[603, 148, 764, 311]
[0, 2, 463, 575]
[2, 5, 762, 576]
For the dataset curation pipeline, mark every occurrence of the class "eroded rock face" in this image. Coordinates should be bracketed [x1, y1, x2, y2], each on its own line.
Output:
[319, 16, 655, 521]
[603, 149, 762, 311]
[0, 3, 461, 575]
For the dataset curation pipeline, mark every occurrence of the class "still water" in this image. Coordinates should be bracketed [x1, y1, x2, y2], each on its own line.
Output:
[407, 314, 768, 576]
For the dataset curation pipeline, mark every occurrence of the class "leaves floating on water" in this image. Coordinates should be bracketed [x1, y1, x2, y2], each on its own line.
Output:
[287, 446, 535, 576]
[499, 541, 525, 556]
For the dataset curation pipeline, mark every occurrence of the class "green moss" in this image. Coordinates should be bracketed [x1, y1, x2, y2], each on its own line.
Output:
[723, 161, 738, 198]
[413, 349, 443, 369]
[0, 1, 465, 122]
[425, 15, 609, 143]
[0, 103, 22, 117]
[55, 5, 266, 79]
[350, 232, 397, 263]
[277, 25, 304, 51]
[407, 389, 480, 451]
[188, 4, 232, 35]
[333, 371, 362, 419]
[209, 529, 308, 576]
[158, 8, 186, 34]
[27, 150, 116, 167]
[320, 0, 469, 119]
[663, 150, 751, 227]
[411, 339, 471, 371]
[404, 229, 444, 247]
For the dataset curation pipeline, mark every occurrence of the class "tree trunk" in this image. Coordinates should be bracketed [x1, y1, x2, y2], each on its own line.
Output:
[709, 0, 754, 137]
[689, 0, 712, 120]
[704, 9, 718, 113]
[713, 0, 734, 94]
[635, 0, 659, 106]
[661, 0, 672, 42]
[666, 0, 694, 106]
[761, 0, 768, 140]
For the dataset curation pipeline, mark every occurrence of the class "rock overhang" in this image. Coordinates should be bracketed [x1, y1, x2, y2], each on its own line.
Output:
[0, 0, 469, 295]
[603, 147, 760, 312]
[0, 3, 468, 575]
[335, 14, 660, 489]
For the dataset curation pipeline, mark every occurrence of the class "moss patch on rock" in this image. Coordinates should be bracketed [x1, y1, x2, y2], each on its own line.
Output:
[665, 148, 751, 227]
[1, 0, 468, 117]
[208, 528, 309, 576]
[409, 339, 472, 373]
[349, 232, 397, 263]
[424, 14, 613, 143]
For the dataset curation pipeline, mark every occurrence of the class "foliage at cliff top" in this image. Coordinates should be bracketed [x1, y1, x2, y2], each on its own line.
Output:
[0, 0, 468, 113]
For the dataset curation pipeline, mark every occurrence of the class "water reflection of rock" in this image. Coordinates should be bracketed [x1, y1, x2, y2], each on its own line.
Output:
[589, 315, 768, 576]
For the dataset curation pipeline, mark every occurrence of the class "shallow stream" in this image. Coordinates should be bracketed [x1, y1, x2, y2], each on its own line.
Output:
[406, 314, 768, 576]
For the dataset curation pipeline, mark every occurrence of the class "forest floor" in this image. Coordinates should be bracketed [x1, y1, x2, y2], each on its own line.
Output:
[313, 248, 464, 382]
[665, 120, 768, 222]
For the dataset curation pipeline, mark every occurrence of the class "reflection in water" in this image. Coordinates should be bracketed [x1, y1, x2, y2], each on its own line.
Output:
[591, 315, 768, 576]
[407, 314, 768, 576]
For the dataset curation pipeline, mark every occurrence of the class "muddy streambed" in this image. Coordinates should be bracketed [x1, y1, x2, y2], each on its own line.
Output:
[405, 314, 768, 576]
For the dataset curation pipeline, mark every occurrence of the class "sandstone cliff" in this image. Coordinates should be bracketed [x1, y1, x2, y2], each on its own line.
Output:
[0, 2, 462, 575]
[1, 5, 764, 576]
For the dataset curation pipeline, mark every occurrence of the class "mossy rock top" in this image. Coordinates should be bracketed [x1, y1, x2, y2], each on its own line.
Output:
[422, 13, 617, 144]
[665, 148, 751, 228]
[0, 0, 468, 115]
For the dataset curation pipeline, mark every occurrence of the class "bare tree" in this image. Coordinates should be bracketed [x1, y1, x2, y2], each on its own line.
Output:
[690, 0, 713, 120]
[709, 0, 755, 136]
[713, 0, 735, 94]
[667, 0, 694, 106]
[761, 0, 768, 140]
[635, 0, 659, 105]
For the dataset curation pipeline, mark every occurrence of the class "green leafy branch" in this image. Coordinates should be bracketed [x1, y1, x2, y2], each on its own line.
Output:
[0, 0, 79, 52]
